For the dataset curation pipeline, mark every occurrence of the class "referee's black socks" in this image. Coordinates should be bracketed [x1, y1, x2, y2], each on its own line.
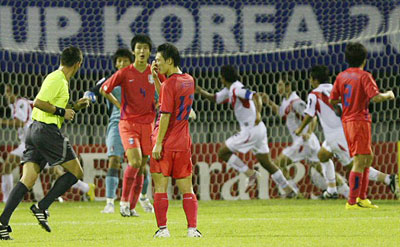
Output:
[0, 182, 29, 226]
[38, 172, 78, 210]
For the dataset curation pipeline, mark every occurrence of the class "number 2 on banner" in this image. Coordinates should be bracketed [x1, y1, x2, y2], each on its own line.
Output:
[344, 84, 352, 107]
[177, 94, 194, 120]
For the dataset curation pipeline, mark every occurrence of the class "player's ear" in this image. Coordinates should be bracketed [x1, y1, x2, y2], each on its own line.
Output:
[167, 57, 173, 66]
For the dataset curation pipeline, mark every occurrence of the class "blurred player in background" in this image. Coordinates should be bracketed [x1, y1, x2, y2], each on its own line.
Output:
[100, 35, 163, 217]
[329, 43, 395, 209]
[196, 65, 298, 198]
[261, 75, 320, 196]
[151, 43, 201, 238]
[0, 46, 90, 240]
[296, 65, 399, 199]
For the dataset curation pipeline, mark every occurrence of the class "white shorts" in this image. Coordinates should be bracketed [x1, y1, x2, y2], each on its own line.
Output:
[282, 133, 320, 162]
[10, 142, 26, 157]
[225, 122, 270, 154]
[322, 133, 352, 166]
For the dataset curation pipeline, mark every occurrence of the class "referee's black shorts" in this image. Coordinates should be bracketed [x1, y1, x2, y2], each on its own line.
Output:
[22, 121, 77, 170]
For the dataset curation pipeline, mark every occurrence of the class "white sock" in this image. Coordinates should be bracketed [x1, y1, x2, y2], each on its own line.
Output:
[384, 175, 391, 185]
[106, 198, 114, 204]
[327, 186, 338, 194]
[72, 180, 90, 193]
[1, 174, 13, 203]
[271, 170, 289, 188]
[368, 167, 379, 182]
[338, 183, 350, 198]
[227, 154, 249, 173]
[321, 160, 336, 185]
[310, 167, 327, 191]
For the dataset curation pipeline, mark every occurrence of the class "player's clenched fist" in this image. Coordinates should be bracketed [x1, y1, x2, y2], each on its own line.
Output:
[151, 60, 159, 78]
[152, 143, 163, 160]
[64, 109, 75, 121]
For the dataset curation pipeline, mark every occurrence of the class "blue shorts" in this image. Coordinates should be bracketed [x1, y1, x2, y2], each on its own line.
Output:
[106, 122, 124, 159]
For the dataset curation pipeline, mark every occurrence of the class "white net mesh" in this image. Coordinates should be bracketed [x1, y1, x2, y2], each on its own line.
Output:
[0, 0, 399, 201]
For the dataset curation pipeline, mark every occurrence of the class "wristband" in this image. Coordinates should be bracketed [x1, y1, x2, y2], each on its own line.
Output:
[54, 107, 66, 117]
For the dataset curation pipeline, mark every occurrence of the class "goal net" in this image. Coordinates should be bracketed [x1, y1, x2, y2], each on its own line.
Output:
[0, 0, 399, 201]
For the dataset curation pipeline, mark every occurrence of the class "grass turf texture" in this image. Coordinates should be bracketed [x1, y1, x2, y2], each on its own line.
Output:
[1, 200, 399, 246]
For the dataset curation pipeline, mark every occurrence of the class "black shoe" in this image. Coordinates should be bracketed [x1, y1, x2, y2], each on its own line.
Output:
[30, 204, 51, 232]
[389, 174, 400, 196]
[0, 224, 12, 240]
[320, 190, 339, 200]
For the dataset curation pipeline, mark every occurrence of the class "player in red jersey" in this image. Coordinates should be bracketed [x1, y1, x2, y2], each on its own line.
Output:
[101, 35, 165, 217]
[329, 42, 395, 209]
[150, 43, 201, 238]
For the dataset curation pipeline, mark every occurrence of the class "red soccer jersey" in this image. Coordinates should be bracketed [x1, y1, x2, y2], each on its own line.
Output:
[155, 73, 195, 151]
[330, 67, 380, 122]
[101, 64, 165, 123]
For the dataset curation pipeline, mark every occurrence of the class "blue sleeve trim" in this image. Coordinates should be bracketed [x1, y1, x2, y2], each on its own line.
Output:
[245, 90, 253, 100]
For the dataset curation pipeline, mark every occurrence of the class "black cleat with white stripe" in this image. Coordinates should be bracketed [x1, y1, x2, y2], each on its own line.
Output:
[0, 224, 12, 240]
[30, 204, 51, 232]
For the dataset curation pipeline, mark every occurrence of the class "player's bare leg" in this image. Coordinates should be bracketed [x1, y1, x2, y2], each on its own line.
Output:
[318, 147, 339, 198]
[120, 148, 142, 216]
[1, 154, 19, 203]
[218, 144, 256, 178]
[152, 173, 170, 238]
[139, 162, 154, 213]
[128, 156, 148, 216]
[256, 153, 298, 197]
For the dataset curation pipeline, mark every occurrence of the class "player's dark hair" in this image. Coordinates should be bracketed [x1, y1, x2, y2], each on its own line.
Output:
[157, 43, 181, 67]
[310, 65, 330, 84]
[60, 46, 82, 67]
[220, 65, 239, 83]
[280, 73, 297, 91]
[113, 48, 134, 67]
[131, 34, 153, 52]
[345, 42, 367, 67]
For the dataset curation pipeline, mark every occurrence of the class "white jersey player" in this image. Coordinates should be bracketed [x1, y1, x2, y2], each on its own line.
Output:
[196, 65, 297, 197]
[296, 65, 399, 199]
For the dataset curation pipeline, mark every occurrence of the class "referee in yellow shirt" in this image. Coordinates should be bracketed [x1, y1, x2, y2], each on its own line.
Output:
[0, 46, 90, 240]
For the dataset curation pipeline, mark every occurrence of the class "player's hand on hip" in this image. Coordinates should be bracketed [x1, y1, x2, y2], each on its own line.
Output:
[64, 109, 75, 121]
[74, 98, 91, 110]
[152, 143, 163, 160]
[255, 112, 261, 125]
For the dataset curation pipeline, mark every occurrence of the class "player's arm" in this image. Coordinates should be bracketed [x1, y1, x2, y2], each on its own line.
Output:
[372, 91, 395, 103]
[152, 113, 171, 160]
[151, 61, 162, 95]
[0, 118, 24, 128]
[295, 114, 313, 136]
[260, 93, 279, 115]
[329, 98, 341, 106]
[195, 85, 216, 102]
[252, 93, 262, 125]
[33, 98, 75, 120]
[99, 88, 121, 109]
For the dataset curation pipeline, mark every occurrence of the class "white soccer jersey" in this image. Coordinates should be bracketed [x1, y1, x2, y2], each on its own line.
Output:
[9, 98, 33, 142]
[215, 81, 256, 129]
[279, 92, 308, 140]
[304, 84, 343, 141]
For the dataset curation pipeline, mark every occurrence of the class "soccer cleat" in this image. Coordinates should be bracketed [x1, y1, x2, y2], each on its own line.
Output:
[356, 198, 379, 209]
[0, 224, 12, 240]
[245, 171, 260, 192]
[345, 202, 367, 210]
[320, 190, 339, 200]
[86, 183, 96, 202]
[389, 174, 400, 198]
[130, 209, 139, 217]
[30, 204, 51, 232]
[153, 228, 170, 238]
[101, 203, 115, 214]
[120, 204, 131, 217]
[139, 197, 154, 213]
[187, 228, 202, 238]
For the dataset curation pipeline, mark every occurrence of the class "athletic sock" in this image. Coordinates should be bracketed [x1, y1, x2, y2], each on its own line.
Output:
[368, 167, 379, 182]
[271, 170, 290, 189]
[359, 168, 370, 200]
[129, 174, 144, 210]
[105, 168, 119, 199]
[71, 180, 89, 193]
[141, 173, 149, 195]
[1, 174, 13, 203]
[121, 166, 139, 202]
[321, 160, 337, 186]
[338, 183, 350, 198]
[183, 193, 198, 228]
[348, 171, 363, 205]
[38, 172, 78, 210]
[0, 182, 28, 226]
[227, 154, 248, 173]
[154, 193, 168, 228]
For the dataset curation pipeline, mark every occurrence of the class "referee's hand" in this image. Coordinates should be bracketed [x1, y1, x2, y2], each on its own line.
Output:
[64, 109, 75, 121]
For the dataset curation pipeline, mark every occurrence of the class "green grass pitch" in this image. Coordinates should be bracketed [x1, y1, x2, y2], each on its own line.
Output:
[1, 200, 399, 246]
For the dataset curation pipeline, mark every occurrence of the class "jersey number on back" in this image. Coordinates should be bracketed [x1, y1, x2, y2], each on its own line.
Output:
[343, 84, 352, 107]
[177, 94, 194, 120]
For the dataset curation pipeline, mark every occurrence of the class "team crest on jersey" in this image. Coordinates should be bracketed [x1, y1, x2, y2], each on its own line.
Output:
[129, 138, 134, 145]
[148, 75, 154, 84]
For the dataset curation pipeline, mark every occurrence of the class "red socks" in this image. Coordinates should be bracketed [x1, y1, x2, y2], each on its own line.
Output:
[154, 193, 168, 228]
[129, 174, 144, 210]
[121, 166, 139, 202]
[183, 193, 198, 228]
[359, 168, 370, 200]
[348, 171, 362, 205]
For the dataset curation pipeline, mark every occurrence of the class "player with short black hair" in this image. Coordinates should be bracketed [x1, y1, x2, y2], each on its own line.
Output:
[0, 46, 90, 240]
[344, 42, 368, 68]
